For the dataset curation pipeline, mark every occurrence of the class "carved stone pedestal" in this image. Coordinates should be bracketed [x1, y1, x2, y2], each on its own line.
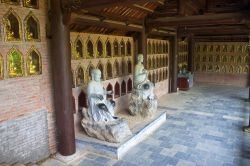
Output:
[81, 116, 132, 143]
[128, 89, 157, 118]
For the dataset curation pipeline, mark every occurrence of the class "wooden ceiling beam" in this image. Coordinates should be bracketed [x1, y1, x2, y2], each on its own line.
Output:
[149, 12, 250, 26]
[70, 0, 161, 11]
[70, 13, 143, 32]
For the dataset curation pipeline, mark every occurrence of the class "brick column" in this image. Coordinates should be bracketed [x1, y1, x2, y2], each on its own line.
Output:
[50, 0, 76, 155]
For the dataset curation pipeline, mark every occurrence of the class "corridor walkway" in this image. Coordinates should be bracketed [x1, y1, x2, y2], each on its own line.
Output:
[44, 84, 250, 166]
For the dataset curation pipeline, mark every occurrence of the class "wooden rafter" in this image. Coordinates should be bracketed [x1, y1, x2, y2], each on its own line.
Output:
[70, 13, 143, 32]
[149, 12, 250, 27]
[70, 0, 162, 11]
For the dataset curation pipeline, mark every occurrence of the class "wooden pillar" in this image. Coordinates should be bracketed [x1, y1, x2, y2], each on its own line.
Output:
[188, 34, 194, 72]
[169, 34, 178, 93]
[51, 0, 76, 156]
[138, 21, 148, 69]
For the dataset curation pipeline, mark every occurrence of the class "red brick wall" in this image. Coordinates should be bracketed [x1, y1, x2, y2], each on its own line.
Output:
[0, 1, 57, 154]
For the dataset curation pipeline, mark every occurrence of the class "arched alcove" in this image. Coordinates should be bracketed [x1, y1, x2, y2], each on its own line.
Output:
[165, 68, 168, 79]
[245, 56, 249, 64]
[228, 65, 234, 73]
[237, 56, 242, 64]
[159, 43, 163, 54]
[195, 63, 200, 71]
[97, 62, 104, 80]
[216, 45, 220, 52]
[75, 37, 83, 58]
[114, 82, 120, 98]
[121, 59, 126, 75]
[8, 48, 23, 78]
[201, 64, 207, 72]
[106, 61, 113, 79]
[148, 57, 152, 69]
[23, 0, 39, 8]
[126, 41, 131, 56]
[127, 78, 132, 93]
[214, 65, 220, 72]
[87, 64, 94, 81]
[114, 60, 120, 77]
[3, 9, 21, 41]
[152, 72, 156, 84]
[208, 64, 213, 71]
[97, 39, 103, 57]
[148, 42, 152, 54]
[113, 40, 119, 56]
[243, 66, 249, 73]
[222, 55, 227, 63]
[87, 39, 94, 57]
[27, 48, 41, 75]
[153, 57, 156, 69]
[76, 66, 84, 86]
[152, 42, 156, 54]
[120, 40, 125, 56]
[121, 80, 126, 96]
[127, 60, 132, 74]
[106, 83, 113, 99]
[106, 40, 112, 57]
[235, 66, 241, 73]
[24, 12, 40, 41]
[157, 57, 160, 68]
[79, 91, 87, 109]
[0, 55, 3, 80]
[148, 72, 152, 82]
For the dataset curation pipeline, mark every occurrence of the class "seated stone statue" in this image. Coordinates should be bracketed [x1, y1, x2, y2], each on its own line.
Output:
[86, 69, 116, 122]
[134, 54, 155, 100]
[129, 54, 157, 117]
[81, 69, 131, 143]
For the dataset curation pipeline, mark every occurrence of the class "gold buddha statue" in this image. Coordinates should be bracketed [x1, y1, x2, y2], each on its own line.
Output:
[26, 27, 33, 40]
[29, 58, 37, 74]
[4, 19, 15, 41]
[9, 61, 17, 76]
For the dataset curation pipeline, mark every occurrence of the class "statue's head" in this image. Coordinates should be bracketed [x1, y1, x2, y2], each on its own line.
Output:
[137, 54, 144, 63]
[91, 69, 101, 82]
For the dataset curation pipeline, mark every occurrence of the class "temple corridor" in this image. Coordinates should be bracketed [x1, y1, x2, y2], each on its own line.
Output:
[61, 84, 250, 166]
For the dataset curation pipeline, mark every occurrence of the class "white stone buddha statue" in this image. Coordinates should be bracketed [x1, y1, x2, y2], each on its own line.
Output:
[86, 69, 116, 122]
[134, 54, 154, 100]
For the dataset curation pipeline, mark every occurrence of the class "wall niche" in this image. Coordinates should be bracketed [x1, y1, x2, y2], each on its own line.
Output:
[76, 66, 84, 86]
[87, 39, 94, 58]
[8, 48, 23, 78]
[96, 39, 103, 57]
[3, 9, 21, 41]
[27, 48, 41, 75]
[23, 0, 39, 9]
[75, 38, 83, 59]
[25, 13, 40, 41]
[106, 40, 112, 57]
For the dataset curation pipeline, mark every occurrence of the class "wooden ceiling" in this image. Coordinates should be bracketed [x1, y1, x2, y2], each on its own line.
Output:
[68, 0, 250, 37]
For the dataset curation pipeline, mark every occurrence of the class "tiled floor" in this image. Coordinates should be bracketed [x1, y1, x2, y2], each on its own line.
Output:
[44, 84, 250, 166]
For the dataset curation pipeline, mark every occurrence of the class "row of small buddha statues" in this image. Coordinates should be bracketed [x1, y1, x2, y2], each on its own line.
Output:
[195, 63, 249, 74]
[0, 49, 41, 79]
[195, 44, 248, 53]
[3, 9, 40, 41]
[195, 54, 249, 65]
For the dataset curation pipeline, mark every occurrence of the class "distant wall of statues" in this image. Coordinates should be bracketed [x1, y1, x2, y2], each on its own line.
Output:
[194, 42, 249, 74]
[147, 38, 169, 84]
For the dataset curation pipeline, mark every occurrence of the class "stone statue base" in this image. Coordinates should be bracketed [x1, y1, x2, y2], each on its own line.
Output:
[81, 111, 132, 143]
[128, 89, 157, 118]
